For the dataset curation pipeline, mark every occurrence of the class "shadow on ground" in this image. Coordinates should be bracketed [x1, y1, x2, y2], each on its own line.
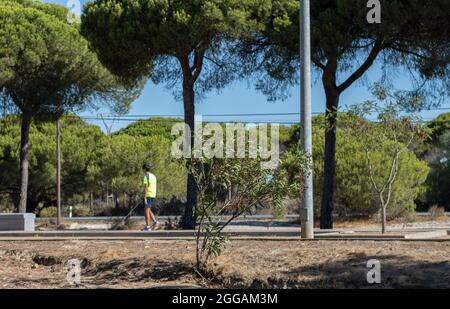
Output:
[275, 253, 450, 289]
[82, 259, 195, 286]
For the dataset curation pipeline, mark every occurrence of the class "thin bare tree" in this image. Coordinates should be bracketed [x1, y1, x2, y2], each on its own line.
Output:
[348, 86, 428, 233]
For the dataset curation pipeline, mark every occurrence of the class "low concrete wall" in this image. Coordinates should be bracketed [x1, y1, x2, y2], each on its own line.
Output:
[0, 213, 35, 231]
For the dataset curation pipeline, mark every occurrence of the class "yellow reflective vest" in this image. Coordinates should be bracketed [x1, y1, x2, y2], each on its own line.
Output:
[143, 173, 157, 198]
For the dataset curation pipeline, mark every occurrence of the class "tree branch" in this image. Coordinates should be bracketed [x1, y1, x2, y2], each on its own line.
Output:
[365, 149, 380, 193]
[337, 39, 384, 93]
[191, 47, 206, 84]
[204, 55, 224, 69]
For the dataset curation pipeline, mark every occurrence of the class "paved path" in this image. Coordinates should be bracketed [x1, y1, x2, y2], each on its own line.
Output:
[0, 229, 448, 241]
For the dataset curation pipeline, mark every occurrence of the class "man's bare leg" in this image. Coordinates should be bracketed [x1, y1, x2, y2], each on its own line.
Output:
[148, 210, 156, 223]
[144, 208, 151, 226]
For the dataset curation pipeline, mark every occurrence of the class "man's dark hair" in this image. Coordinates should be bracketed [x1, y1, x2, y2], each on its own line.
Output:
[142, 164, 150, 172]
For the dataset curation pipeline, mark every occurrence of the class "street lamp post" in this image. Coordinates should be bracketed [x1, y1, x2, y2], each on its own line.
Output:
[300, 0, 314, 239]
[56, 119, 62, 226]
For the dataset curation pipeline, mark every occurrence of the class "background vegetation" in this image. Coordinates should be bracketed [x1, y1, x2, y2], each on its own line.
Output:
[0, 116, 186, 216]
[1, 112, 448, 218]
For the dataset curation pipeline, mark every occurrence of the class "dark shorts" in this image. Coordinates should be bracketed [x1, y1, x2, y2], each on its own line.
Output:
[145, 197, 159, 213]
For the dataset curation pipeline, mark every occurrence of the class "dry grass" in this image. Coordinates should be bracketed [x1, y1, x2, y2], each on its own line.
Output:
[428, 206, 447, 219]
[0, 239, 449, 289]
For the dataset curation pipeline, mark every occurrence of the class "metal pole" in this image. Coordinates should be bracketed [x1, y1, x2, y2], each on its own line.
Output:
[56, 119, 62, 226]
[300, 0, 314, 239]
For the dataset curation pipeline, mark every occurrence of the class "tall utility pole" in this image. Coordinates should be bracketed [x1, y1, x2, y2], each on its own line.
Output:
[56, 119, 62, 226]
[300, 0, 314, 239]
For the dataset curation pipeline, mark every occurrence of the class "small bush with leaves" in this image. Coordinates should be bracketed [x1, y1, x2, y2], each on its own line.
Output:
[39, 207, 57, 218]
[72, 205, 92, 217]
[189, 152, 306, 269]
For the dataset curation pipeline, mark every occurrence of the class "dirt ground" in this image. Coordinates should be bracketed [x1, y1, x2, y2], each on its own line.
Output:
[0, 239, 449, 289]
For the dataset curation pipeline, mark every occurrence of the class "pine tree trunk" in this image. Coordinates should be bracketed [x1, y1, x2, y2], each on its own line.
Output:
[320, 87, 340, 229]
[18, 112, 32, 213]
[381, 206, 387, 234]
[181, 82, 197, 229]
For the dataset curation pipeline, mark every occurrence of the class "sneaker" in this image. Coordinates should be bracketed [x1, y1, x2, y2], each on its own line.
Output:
[142, 225, 152, 231]
[151, 221, 159, 230]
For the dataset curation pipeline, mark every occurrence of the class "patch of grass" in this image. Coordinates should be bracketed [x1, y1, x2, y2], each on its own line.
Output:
[428, 205, 446, 219]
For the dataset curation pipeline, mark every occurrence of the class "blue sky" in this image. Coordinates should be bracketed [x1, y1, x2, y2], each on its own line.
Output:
[45, 0, 449, 132]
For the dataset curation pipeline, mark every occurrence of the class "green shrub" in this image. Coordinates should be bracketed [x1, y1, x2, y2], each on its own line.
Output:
[284, 115, 430, 219]
[313, 123, 429, 219]
[0, 207, 14, 214]
[39, 207, 57, 218]
[72, 205, 92, 217]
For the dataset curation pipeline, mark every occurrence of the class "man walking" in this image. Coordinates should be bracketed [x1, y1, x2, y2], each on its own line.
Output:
[142, 164, 158, 231]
